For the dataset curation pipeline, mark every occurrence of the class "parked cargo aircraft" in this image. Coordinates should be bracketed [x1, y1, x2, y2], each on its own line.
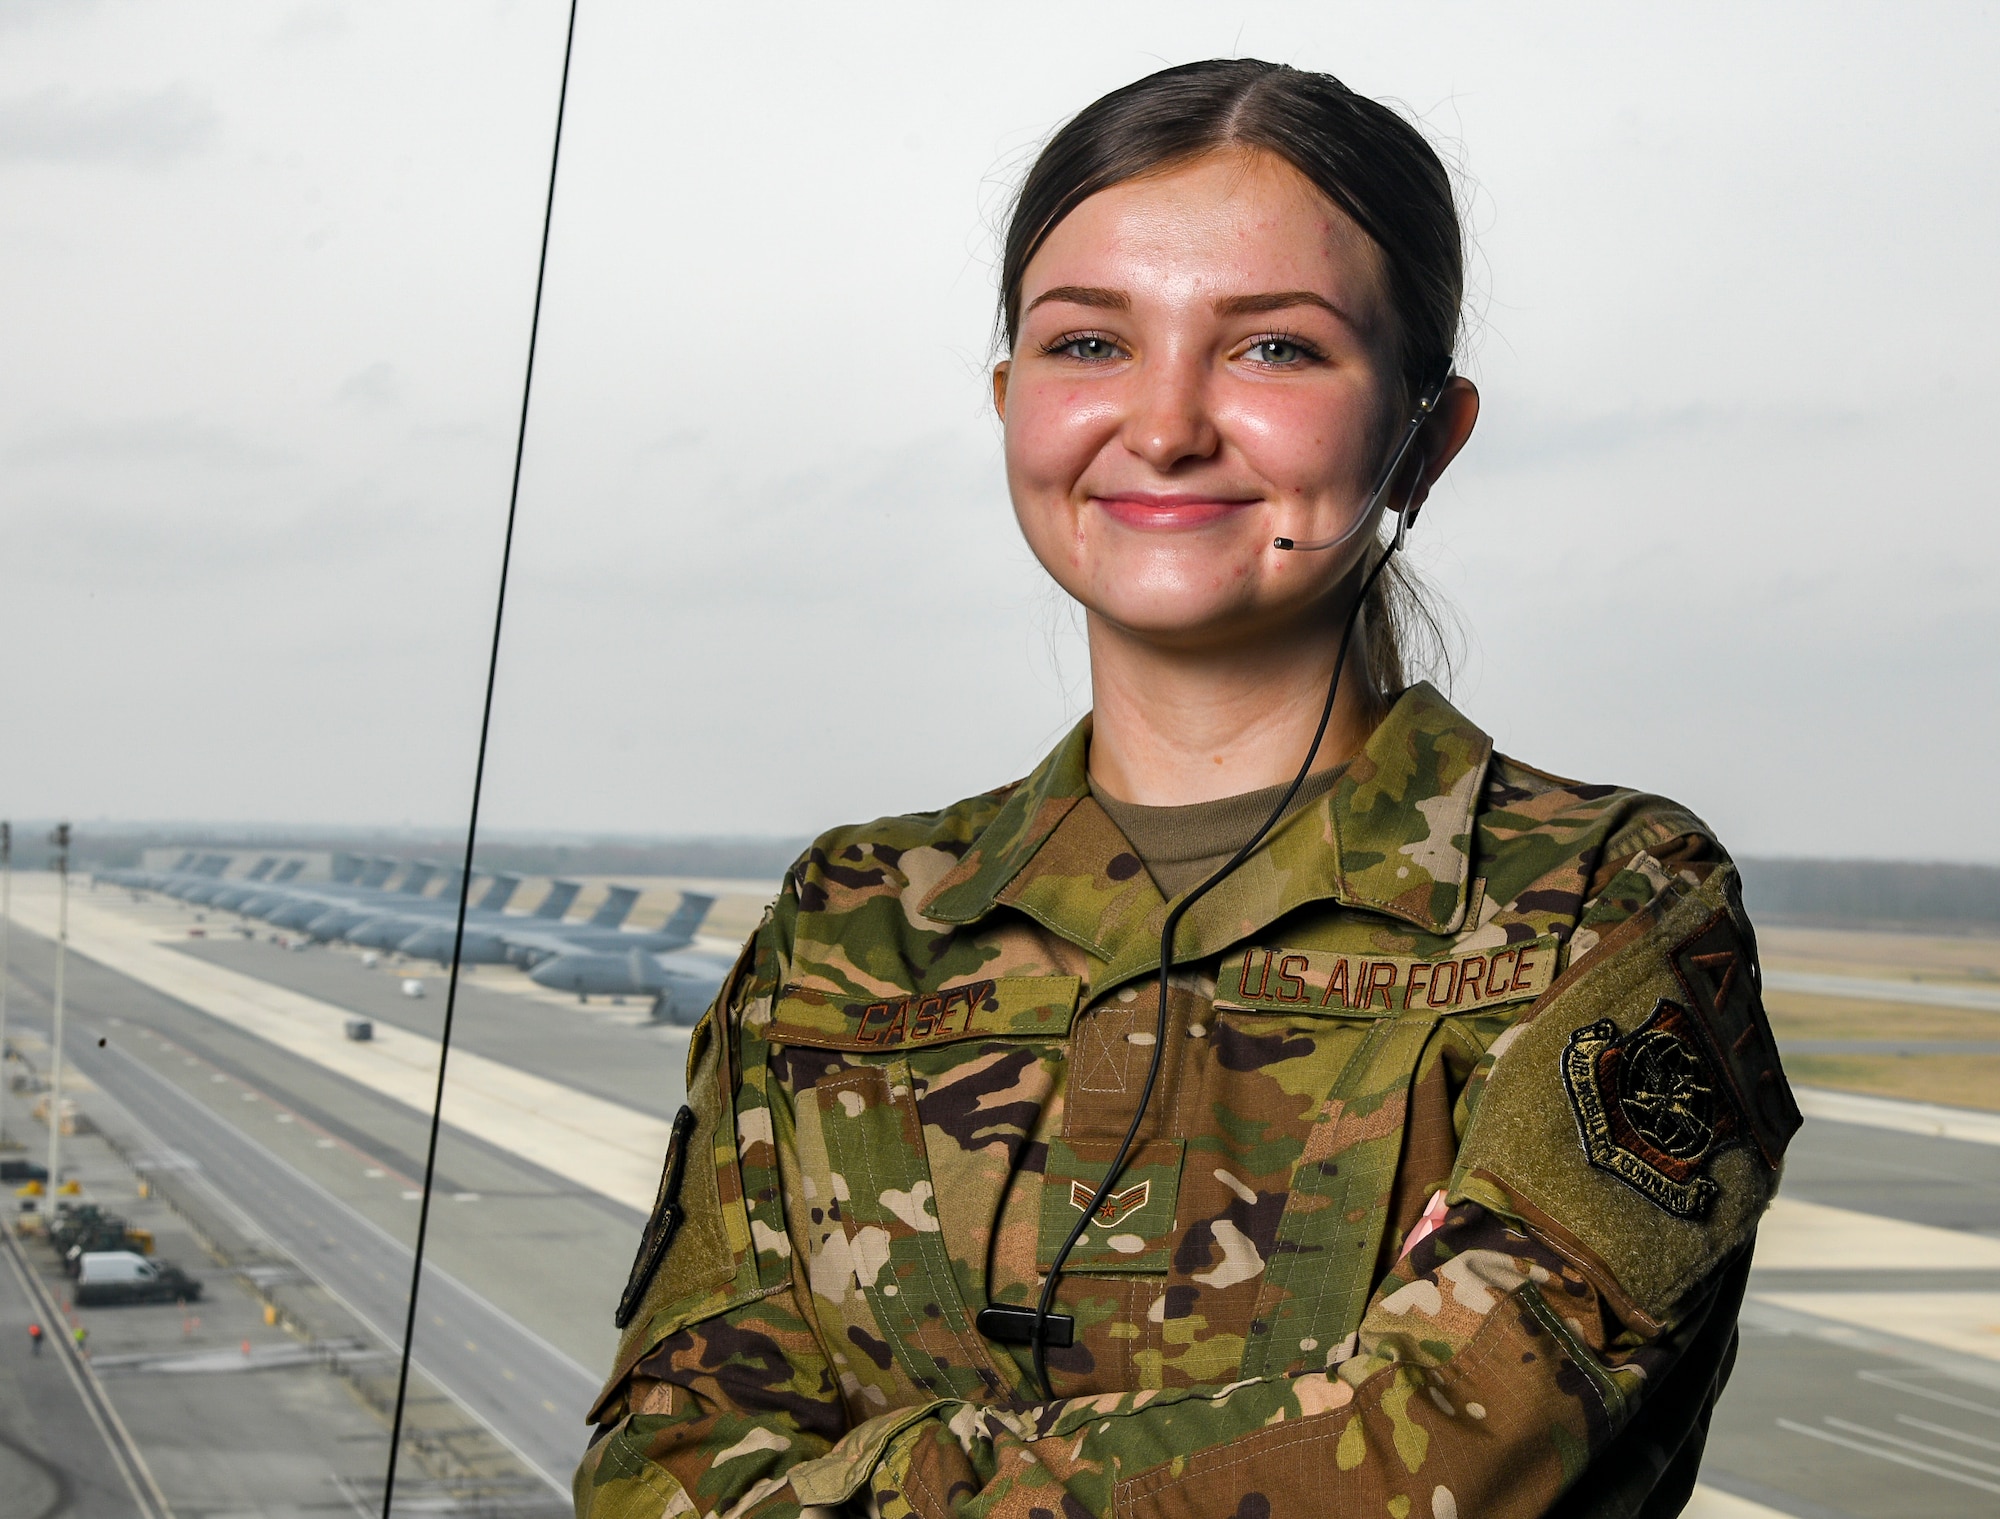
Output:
[98, 853, 717, 1006]
[528, 943, 735, 1025]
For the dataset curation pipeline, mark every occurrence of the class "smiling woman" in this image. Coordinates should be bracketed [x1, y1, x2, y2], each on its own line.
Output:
[575, 60, 1800, 1519]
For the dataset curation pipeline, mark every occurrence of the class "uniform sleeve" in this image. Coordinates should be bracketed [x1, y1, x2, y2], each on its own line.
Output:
[777, 855, 1797, 1519]
[574, 877, 850, 1519]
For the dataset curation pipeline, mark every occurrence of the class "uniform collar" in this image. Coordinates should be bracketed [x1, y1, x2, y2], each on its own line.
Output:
[920, 683, 1493, 971]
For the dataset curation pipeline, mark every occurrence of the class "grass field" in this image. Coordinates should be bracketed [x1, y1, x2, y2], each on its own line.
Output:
[1759, 924, 2000, 1111]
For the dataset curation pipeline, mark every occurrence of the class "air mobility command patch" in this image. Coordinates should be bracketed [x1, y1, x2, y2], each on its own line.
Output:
[1216, 934, 1559, 1016]
[1563, 999, 1741, 1219]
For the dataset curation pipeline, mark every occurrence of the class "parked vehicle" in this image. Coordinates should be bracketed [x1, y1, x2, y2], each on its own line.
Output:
[73, 1251, 201, 1307]
[50, 1205, 151, 1273]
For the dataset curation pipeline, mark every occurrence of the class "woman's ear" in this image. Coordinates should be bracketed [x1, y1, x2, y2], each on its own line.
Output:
[1400, 376, 1480, 523]
[991, 360, 1010, 422]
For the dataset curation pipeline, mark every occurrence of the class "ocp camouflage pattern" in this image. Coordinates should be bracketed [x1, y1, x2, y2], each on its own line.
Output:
[575, 683, 1799, 1519]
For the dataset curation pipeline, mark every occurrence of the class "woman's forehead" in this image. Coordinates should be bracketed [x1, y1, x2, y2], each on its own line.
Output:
[1020, 149, 1389, 326]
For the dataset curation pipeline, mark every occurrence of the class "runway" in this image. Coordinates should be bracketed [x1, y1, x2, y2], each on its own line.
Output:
[1763, 969, 2000, 1014]
[5, 881, 1999, 1516]
[2, 925, 640, 1499]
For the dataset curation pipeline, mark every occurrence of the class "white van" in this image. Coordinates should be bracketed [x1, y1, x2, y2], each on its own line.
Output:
[74, 1250, 201, 1306]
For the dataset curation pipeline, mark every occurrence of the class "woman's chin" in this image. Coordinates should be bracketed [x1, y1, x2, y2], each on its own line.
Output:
[1085, 588, 1289, 651]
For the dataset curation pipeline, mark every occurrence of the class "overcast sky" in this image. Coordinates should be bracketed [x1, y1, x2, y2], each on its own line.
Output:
[3, 2, 1995, 862]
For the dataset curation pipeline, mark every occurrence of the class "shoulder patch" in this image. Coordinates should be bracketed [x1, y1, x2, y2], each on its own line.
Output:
[1671, 910, 1801, 1167]
[1446, 863, 1785, 1320]
[615, 1103, 697, 1328]
[1563, 1000, 1739, 1219]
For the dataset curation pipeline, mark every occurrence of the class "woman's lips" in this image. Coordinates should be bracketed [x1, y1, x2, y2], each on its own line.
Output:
[1092, 493, 1260, 530]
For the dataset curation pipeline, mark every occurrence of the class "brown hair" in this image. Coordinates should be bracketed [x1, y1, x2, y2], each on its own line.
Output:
[1000, 59, 1465, 695]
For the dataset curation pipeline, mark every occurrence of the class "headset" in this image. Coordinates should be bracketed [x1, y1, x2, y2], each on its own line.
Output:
[975, 360, 1457, 1396]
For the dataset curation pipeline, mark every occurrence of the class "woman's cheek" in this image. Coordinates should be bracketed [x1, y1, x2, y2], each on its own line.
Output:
[1006, 389, 1101, 530]
[1221, 386, 1376, 499]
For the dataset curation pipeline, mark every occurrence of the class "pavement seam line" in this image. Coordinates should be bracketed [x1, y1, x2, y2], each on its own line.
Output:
[2, 1222, 176, 1518]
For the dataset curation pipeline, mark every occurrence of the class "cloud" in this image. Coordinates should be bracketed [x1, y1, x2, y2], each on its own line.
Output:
[0, 85, 218, 168]
[4, 415, 294, 469]
[336, 362, 401, 409]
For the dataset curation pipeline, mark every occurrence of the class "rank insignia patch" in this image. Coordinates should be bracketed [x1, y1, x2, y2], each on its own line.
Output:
[1070, 1178, 1150, 1226]
[1563, 999, 1741, 1219]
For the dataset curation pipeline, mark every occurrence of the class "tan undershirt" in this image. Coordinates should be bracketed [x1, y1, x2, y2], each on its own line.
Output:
[1090, 765, 1345, 899]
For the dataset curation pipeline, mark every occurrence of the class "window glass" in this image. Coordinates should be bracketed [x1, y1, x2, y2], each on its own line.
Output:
[4, 9, 1994, 1519]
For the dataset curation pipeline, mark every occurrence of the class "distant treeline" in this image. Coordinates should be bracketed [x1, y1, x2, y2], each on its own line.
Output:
[1738, 857, 2000, 933]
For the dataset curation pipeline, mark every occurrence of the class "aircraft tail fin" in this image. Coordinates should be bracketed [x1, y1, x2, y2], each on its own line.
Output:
[587, 886, 641, 930]
[476, 874, 521, 912]
[246, 857, 277, 882]
[330, 853, 364, 884]
[172, 852, 196, 872]
[360, 858, 396, 888]
[274, 859, 306, 882]
[652, 892, 715, 945]
[201, 855, 231, 876]
[436, 866, 467, 904]
[397, 862, 439, 896]
[533, 880, 582, 920]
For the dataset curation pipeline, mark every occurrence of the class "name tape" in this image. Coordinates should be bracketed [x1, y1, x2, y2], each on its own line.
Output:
[768, 976, 1082, 1051]
[1217, 934, 1560, 1017]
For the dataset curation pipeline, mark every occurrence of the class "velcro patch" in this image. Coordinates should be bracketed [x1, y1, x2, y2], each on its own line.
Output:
[1215, 934, 1559, 1017]
[1672, 911, 1801, 1168]
[768, 975, 1081, 1051]
[1038, 1137, 1184, 1273]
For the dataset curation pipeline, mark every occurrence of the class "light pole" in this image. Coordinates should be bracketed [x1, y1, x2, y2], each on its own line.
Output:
[0, 821, 11, 1151]
[44, 823, 69, 1212]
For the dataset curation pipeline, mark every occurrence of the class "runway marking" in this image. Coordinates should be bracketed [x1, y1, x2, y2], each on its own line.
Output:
[1861, 1369, 2000, 1418]
[1756, 1291, 2000, 1363]
[74, 1030, 584, 1495]
[1900, 1412, 2000, 1454]
[1823, 1414, 2000, 1475]
[1777, 1417, 2000, 1495]
[1796, 1086, 2000, 1147]
[1765, 970, 2000, 1013]
[10, 878, 672, 1211]
[1756, 1196, 2000, 1270]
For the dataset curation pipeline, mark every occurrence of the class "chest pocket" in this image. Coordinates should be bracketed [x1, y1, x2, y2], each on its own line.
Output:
[1213, 936, 1560, 1378]
[770, 975, 1079, 1409]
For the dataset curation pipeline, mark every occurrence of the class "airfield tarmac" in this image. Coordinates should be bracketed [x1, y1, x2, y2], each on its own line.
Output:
[2, 878, 1998, 1516]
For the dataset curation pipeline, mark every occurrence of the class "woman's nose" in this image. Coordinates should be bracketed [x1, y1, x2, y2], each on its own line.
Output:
[1120, 354, 1219, 471]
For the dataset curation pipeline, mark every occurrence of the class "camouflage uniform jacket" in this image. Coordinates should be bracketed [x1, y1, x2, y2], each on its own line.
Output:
[576, 683, 1800, 1519]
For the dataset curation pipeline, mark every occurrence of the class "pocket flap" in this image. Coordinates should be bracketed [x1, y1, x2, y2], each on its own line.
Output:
[769, 975, 1080, 1051]
[1037, 1137, 1185, 1273]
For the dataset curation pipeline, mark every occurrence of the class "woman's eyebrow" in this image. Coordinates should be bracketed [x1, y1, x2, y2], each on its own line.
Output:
[1214, 290, 1357, 329]
[1024, 284, 1128, 315]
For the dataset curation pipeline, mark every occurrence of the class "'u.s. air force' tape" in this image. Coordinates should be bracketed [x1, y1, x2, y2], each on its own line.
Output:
[615, 1103, 697, 1330]
[1215, 934, 1560, 1017]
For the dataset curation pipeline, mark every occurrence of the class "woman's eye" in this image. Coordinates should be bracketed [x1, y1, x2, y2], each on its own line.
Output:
[1055, 335, 1121, 361]
[1247, 338, 1308, 365]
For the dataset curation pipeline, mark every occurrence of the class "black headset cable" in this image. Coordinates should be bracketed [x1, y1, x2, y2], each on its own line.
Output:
[1028, 388, 1445, 1397]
